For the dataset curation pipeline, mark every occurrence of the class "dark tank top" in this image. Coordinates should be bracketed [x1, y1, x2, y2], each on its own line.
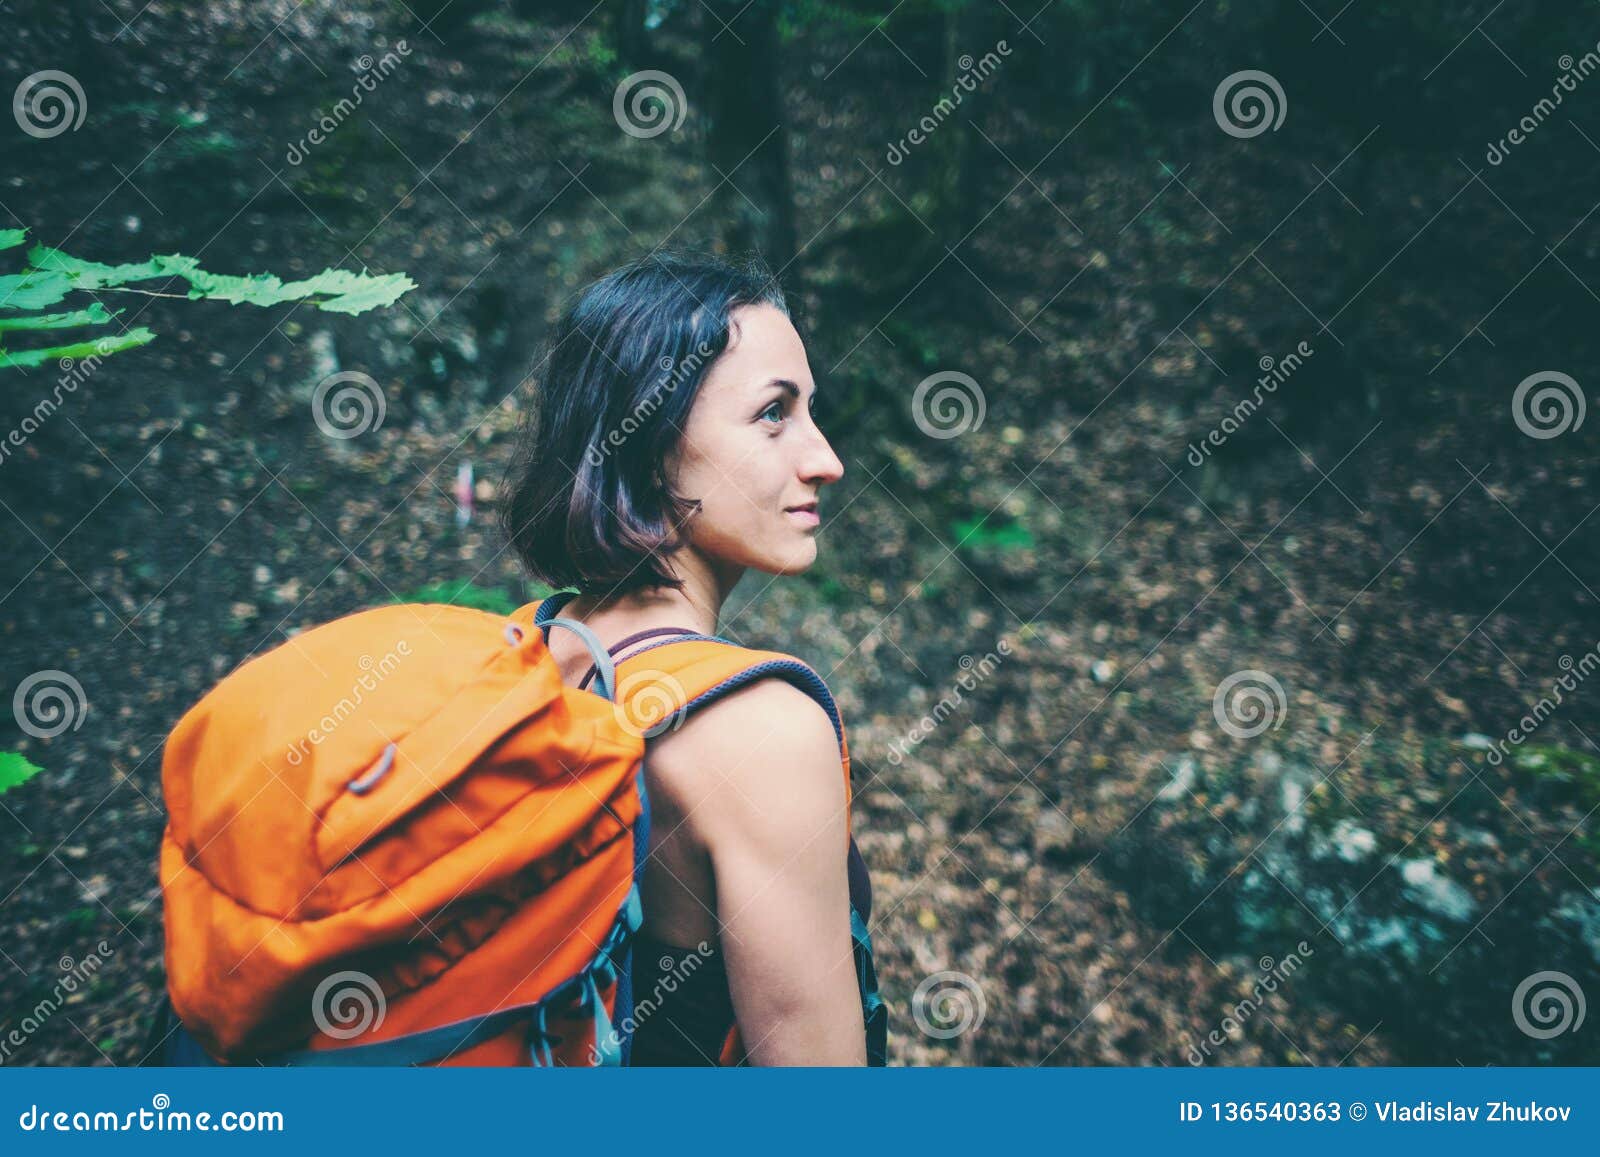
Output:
[629, 836, 873, 1066]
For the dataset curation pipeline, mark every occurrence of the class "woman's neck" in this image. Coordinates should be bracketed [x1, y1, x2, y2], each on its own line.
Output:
[563, 548, 742, 637]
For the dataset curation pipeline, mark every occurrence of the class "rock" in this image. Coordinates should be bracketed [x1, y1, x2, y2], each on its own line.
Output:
[1155, 755, 1197, 802]
[1460, 828, 1501, 852]
[1397, 858, 1477, 922]
[1545, 889, 1600, 966]
[1326, 818, 1377, 862]
[1034, 808, 1076, 858]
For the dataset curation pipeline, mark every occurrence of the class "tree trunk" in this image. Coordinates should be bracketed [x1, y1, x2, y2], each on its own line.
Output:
[936, 0, 991, 244]
[612, 0, 650, 70]
[703, 0, 796, 270]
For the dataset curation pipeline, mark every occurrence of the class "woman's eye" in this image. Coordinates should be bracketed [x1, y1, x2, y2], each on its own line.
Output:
[759, 400, 785, 424]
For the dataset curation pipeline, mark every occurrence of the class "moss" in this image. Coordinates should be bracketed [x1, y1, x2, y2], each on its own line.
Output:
[393, 580, 520, 616]
[950, 514, 1035, 555]
[1512, 742, 1600, 810]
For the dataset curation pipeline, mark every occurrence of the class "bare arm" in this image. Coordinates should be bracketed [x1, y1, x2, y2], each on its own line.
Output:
[660, 678, 866, 1065]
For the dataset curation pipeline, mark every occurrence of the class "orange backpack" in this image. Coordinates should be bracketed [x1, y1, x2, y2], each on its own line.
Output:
[156, 592, 886, 1066]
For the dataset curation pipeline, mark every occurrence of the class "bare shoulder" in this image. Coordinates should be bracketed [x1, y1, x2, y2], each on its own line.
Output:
[645, 676, 846, 840]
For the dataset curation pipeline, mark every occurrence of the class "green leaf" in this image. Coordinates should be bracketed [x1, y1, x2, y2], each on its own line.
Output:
[0, 270, 76, 312]
[25, 245, 173, 293]
[2, 236, 415, 372]
[20, 246, 418, 316]
[951, 515, 1035, 553]
[179, 264, 419, 316]
[0, 328, 157, 369]
[0, 751, 44, 796]
[0, 302, 117, 332]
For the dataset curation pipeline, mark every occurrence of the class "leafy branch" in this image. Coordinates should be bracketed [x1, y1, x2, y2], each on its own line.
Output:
[0, 228, 417, 371]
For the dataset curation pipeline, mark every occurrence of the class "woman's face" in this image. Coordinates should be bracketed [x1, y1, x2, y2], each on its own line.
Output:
[667, 303, 845, 577]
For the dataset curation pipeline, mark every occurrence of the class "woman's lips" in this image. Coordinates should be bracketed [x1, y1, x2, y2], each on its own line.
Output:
[785, 506, 820, 527]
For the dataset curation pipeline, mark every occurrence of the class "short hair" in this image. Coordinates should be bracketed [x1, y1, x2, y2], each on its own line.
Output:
[501, 250, 789, 596]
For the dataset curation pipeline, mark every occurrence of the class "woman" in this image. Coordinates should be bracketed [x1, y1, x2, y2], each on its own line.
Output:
[501, 251, 875, 1065]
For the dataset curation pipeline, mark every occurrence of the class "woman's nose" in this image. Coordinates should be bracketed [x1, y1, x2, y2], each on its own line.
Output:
[803, 427, 845, 487]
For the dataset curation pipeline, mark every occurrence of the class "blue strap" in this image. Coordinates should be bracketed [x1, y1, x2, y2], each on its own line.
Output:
[529, 1004, 554, 1067]
[532, 591, 576, 626]
[532, 590, 651, 1065]
[851, 904, 889, 1067]
[258, 883, 642, 1067]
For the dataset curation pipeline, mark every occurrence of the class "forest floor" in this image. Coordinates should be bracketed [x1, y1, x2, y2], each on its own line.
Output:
[3, 3, 1597, 1066]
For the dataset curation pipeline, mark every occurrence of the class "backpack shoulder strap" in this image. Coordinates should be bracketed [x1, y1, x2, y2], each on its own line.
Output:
[519, 592, 852, 805]
[614, 634, 853, 812]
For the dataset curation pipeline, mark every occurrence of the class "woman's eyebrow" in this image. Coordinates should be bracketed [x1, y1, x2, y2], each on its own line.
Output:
[762, 377, 816, 400]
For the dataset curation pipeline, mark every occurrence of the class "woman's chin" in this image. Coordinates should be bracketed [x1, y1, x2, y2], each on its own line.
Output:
[747, 542, 819, 577]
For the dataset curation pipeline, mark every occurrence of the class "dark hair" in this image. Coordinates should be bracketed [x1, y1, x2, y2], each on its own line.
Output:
[501, 250, 789, 595]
